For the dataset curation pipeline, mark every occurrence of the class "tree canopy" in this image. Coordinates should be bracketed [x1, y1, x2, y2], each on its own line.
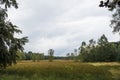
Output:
[99, 0, 120, 33]
[0, 0, 28, 68]
[48, 49, 54, 62]
[79, 34, 120, 62]
[0, 0, 18, 9]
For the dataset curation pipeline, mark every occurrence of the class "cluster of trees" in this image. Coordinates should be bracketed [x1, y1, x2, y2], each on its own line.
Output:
[66, 49, 79, 61]
[79, 34, 120, 62]
[16, 49, 55, 62]
[16, 51, 44, 62]
[66, 53, 75, 60]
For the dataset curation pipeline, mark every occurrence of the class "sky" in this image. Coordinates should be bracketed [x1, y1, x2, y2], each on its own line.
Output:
[8, 0, 120, 56]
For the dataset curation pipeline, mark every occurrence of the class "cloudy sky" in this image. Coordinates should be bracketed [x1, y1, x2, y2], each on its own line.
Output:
[8, 0, 119, 56]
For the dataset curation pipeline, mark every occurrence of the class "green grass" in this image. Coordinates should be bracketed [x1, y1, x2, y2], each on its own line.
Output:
[0, 60, 120, 80]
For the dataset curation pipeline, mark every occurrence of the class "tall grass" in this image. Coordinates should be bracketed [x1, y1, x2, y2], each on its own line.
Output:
[0, 60, 118, 80]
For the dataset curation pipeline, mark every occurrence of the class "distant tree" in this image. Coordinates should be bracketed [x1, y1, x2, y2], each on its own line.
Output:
[28, 51, 32, 54]
[89, 39, 96, 47]
[25, 51, 32, 60]
[0, 0, 28, 68]
[81, 41, 86, 47]
[48, 49, 54, 62]
[36, 53, 44, 62]
[16, 51, 26, 60]
[70, 53, 74, 60]
[87, 39, 96, 62]
[32, 53, 36, 62]
[74, 49, 77, 56]
[66, 53, 70, 60]
[79, 41, 88, 61]
[80, 41, 87, 54]
[74, 49, 78, 62]
[98, 34, 108, 46]
[39, 53, 44, 60]
[36, 53, 39, 62]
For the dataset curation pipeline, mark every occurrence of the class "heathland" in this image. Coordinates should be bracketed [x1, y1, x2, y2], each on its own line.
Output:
[0, 60, 120, 80]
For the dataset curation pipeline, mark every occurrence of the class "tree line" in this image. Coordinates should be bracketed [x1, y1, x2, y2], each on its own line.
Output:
[16, 49, 56, 62]
[16, 51, 44, 62]
[79, 34, 120, 62]
[65, 34, 120, 62]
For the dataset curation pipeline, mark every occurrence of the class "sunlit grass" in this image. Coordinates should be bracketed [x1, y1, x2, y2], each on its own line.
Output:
[88, 62, 120, 66]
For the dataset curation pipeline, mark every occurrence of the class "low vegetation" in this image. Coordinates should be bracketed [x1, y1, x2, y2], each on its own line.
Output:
[0, 60, 120, 80]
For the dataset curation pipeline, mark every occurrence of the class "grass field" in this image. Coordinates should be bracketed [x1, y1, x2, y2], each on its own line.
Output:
[0, 60, 120, 80]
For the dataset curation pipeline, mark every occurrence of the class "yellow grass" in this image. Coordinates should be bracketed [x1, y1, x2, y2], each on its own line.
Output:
[1, 60, 120, 80]
[88, 62, 120, 66]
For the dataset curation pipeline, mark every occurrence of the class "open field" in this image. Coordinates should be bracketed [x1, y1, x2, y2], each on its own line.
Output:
[0, 60, 120, 80]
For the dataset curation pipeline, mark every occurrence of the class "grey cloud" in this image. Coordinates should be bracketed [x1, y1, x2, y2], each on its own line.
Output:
[7, 0, 120, 56]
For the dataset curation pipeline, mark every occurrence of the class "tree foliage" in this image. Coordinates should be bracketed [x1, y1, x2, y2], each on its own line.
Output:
[0, 0, 18, 9]
[99, 0, 120, 33]
[79, 34, 119, 62]
[0, 0, 28, 68]
[48, 49, 54, 62]
[16, 51, 45, 62]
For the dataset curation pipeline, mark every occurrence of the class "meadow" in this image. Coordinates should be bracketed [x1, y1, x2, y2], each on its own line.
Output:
[0, 60, 120, 80]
